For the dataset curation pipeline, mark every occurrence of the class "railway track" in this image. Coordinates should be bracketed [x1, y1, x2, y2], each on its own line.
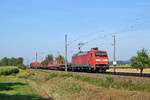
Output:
[31, 69, 150, 78]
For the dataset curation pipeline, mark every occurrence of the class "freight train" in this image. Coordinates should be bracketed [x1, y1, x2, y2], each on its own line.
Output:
[31, 48, 109, 73]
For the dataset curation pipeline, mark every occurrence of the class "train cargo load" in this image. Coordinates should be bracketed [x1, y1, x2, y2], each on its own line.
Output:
[71, 48, 109, 72]
[30, 61, 42, 69]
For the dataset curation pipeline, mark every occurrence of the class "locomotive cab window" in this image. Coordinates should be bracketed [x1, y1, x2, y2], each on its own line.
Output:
[95, 52, 107, 57]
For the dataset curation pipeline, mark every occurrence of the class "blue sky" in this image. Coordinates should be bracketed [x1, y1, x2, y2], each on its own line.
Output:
[0, 0, 150, 63]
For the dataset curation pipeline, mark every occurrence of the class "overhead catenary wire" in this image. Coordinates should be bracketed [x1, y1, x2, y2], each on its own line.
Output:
[68, 13, 148, 51]
[68, 30, 105, 46]
[66, 9, 150, 59]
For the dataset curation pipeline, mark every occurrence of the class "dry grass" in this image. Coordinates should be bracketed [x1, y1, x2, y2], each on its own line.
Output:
[42, 77, 150, 100]
[27, 70, 150, 100]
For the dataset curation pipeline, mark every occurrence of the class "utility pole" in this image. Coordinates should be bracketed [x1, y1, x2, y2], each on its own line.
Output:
[113, 34, 117, 73]
[65, 34, 68, 72]
[36, 52, 38, 62]
[26, 58, 29, 67]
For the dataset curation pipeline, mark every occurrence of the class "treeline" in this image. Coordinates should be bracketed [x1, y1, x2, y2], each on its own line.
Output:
[41, 54, 65, 66]
[0, 57, 24, 66]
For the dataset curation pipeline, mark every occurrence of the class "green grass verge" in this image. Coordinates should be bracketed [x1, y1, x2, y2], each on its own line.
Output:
[47, 73, 150, 92]
[0, 76, 42, 100]
[0, 68, 45, 100]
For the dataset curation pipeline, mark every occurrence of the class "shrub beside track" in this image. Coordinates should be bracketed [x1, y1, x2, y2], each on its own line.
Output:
[0, 67, 19, 76]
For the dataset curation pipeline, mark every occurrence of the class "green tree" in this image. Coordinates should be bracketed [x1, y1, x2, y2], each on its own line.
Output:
[131, 48, 150, 75]
[42, 54, 54, 66]
[8, 57, 16, 66]
[16, 57, 24, 66]
[55, 55, 65, 64]
[0, 57, 9, 66]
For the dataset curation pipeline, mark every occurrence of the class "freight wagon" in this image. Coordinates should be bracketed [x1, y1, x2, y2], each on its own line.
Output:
[30, 61, 42, 69]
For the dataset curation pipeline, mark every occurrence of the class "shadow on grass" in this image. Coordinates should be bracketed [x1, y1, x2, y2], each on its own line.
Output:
[0, 82, 26, 91]
[0, 93, 53, 100]
[0, 82, 54, 100]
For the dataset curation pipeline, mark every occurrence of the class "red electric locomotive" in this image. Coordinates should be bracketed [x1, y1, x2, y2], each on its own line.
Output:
[71, 48, 109, 72]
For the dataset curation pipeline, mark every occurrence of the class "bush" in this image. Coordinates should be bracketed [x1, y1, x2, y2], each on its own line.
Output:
[0, 67, 19, 76]
[17, 65, 27, 70]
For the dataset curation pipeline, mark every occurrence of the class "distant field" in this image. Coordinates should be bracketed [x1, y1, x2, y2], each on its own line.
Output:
[108, 65, 150, 74]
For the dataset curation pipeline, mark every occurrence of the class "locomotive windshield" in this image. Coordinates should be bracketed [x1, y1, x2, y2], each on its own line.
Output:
[96, 52, 107, 57]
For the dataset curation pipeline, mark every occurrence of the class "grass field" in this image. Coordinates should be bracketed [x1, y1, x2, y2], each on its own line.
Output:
[0, 66, 46, 100]
[0, 76, 40, 100]
[0, 66, 150, 100]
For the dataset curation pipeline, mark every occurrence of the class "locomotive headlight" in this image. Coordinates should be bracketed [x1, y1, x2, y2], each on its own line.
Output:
[103, 59, 108, 62]
[96, 59, 101, 61]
